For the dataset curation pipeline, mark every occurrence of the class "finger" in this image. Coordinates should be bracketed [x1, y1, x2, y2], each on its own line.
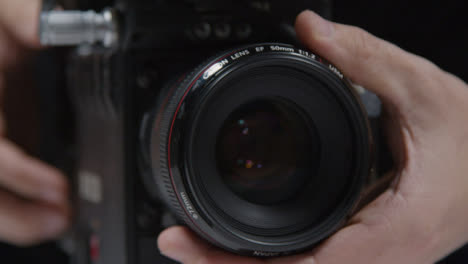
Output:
[271, 191, 438, 264]
[158, 226, 264, 264]
[0, 188, 69, 246]
[158, 192, 439, 264]
[0, 140, 69, 206]
[295, 10, 445, 109]
[0, 0, 42, 47]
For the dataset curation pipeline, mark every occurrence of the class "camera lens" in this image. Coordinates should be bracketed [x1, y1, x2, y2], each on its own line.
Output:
[142, 43, 372, 256]
[216, 99, 319, 205]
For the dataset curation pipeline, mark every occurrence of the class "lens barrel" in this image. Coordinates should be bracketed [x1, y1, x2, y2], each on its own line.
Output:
[142, 43, 372, 256]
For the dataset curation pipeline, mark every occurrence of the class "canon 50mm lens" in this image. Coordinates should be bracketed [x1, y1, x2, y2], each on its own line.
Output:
[140, 43, 373, 257]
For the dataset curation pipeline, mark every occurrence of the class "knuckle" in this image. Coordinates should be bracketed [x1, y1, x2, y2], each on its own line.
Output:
[0, 192, 56, 246]
[404, 55, 460, 107]
[349, 26, 381, 61]
[346, 25, 401, 67]
[407, 55, 441, 80]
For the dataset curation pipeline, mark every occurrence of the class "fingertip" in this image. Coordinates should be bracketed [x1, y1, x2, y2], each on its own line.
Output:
[0, 140, 69, 205]
[157, 226, 182, 253]
[24, 157, 70, 205]
[158, 226, 197, 262]
[36, 210, 70, 243]
[158, 227, 267, 264]
[295, 9, 313, 26]
[295, 10, 317, 29]
[295, 10, 334, 42]
[295, 10, 310, 40]
[0, 189, 71, 246]
[41, 164, 69, 192]
[295, 10, 338, 71]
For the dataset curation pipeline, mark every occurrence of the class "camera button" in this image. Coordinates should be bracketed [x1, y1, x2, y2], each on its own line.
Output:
[235, 24, 252, 39]
[214, 23, 231, 39]
[193, 23, 211, 39]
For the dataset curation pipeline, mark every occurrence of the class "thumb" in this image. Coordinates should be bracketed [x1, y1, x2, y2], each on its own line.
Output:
[301, 191, 436, 264]
[0, 0, 42, 47]
[295, 10, 443, 110]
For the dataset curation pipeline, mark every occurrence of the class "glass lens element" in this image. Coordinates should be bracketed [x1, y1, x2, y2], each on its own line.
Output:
[216, 99, 319, 205]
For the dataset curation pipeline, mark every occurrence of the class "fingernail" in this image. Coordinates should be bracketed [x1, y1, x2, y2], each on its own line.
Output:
[42, 213, 67, 237]
[306, 10, 334, 37]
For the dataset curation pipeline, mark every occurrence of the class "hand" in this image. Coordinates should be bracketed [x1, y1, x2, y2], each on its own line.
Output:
[157, 10, 468, 264]
[0, 0, 70, 246]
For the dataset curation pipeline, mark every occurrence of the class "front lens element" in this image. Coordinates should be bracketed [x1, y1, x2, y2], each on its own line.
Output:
[216, 99, 319, 205]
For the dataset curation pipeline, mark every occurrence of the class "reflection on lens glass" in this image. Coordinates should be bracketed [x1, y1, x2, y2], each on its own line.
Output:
[216, 99, 319, 205]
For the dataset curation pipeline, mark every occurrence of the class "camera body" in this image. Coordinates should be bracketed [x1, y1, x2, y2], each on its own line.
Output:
[40, 1, 340, 264]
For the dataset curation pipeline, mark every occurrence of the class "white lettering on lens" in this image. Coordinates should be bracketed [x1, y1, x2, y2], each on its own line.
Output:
[253, 251, 280, 257]
[180, 192, 198, 220]
[329, 64, 344, 79]
[203, 59, 228, 79]
[231, 50, 250, 60]
[298, 49, 316, 59]
[269, 45, 294, 52]
[219, 58, 229, 66]
[255, 46, 265, 52]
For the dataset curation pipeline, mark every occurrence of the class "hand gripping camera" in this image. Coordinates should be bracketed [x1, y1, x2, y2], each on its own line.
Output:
[38, 0, 389, 263]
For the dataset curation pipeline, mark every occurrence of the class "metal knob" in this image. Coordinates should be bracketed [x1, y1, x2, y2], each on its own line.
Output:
[40, 9, 118, 47]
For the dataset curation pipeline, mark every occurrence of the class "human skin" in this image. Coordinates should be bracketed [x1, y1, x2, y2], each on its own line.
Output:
[0, 0, 70, 246]
[158, 10, 468, 264]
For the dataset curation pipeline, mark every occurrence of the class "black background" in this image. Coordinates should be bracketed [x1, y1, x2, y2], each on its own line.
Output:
[1, 0, 467, 263]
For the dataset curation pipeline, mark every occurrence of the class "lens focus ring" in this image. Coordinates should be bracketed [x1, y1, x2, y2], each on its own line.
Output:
[144, 43, 373, 256]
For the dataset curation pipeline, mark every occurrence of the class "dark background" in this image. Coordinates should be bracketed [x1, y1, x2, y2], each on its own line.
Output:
[1, 0, 467, 263]
[333, 1, 468, 82]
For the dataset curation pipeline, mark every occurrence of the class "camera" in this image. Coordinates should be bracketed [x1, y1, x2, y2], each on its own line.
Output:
[37, 0, 389, 263]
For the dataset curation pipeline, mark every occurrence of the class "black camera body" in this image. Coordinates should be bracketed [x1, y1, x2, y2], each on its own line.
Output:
[38, 0, 390, 263]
